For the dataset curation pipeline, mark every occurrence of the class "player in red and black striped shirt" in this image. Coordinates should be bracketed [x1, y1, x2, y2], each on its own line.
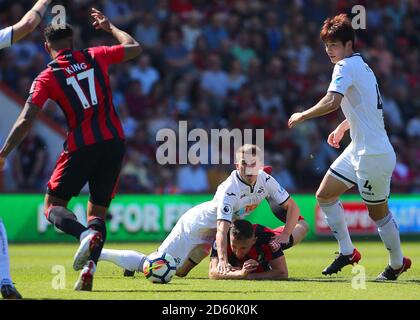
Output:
[209, 220, 290, 280]
[28, 34, 126, 152]
[0, 8, 141, 291]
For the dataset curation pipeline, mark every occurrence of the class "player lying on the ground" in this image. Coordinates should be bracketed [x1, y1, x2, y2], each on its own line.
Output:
[100, 217, 308, 278]
[209, 219, 306, 280]
[99, 145, 309, 278]
[0, 8, 141, 291]
[287, 14, 411, 280]
[0, 0, 51, 300]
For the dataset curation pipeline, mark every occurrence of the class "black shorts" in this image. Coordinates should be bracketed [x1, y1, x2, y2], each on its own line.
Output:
[47, 139, 126, 207]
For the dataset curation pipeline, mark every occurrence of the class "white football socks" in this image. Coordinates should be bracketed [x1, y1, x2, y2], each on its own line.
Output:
[319, 200, 354, 255]
[100, 249, 146, 272]
[375, 212, 404, 269]
[0, 219, 13, 286]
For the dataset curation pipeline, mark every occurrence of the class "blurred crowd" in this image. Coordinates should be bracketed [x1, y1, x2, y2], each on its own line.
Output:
[0, 0, 419, 194]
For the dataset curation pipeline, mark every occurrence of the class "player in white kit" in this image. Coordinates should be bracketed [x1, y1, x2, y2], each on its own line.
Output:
[99, 145, 308, 278]
[0, 0, 51, 299]
[288, 14, 411, 280]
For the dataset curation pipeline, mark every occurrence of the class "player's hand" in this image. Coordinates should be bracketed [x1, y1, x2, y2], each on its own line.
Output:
[241, 259, 258, 276]
[327, 128, 344, 149]
[0, 157, 5, 171]
[288, 112, 305, 128]
[243, 259, 258, 271]
[217, 260, 232, 274]
[91, 8, 112, 32]
[269, 233, 290, 252]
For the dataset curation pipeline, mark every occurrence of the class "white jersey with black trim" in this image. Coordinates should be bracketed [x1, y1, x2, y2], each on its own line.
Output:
[327, 53, 394, 155]
[0, 26, 12, 50]
[180, 169, 290, 238]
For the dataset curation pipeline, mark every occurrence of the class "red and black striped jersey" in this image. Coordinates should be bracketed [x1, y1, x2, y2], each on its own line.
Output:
[27, 45, 125, 152]
[211, 224, 284, 273]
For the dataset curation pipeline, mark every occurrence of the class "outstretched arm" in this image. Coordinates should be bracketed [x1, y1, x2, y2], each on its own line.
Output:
[269, 197, 300, 250]
[279, 197, 300, 238]
[12, 0, 51, 44]
[215, 219, 232, 274]
[90, 7, 141, 62]
[0, 103, 41, 164]
[288, 92, 343, 128]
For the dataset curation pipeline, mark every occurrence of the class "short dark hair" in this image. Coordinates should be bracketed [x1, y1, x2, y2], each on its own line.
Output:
[230, 220, 254, 241]
[320, 14, 355, 48]
[44, 23, 74, 43]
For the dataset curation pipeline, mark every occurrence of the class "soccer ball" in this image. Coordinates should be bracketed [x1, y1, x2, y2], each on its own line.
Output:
[143, 251, 177, 284]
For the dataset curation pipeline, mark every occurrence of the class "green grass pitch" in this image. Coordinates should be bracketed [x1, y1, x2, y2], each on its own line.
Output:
[8, 241, 420, 300]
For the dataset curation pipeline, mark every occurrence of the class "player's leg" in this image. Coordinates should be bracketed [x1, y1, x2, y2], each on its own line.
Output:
[73, 201, 109, 291]
[99, 248, 146, 274]
[0, 219, 12, 287]
[103, 205, 207, 279]
[318, 173, 361, 275]
[317, 148, 361, 275]
[99, 227, 184, 277]
[293, 220, 309, 245]
[116, 242, 206, 278]
[176, 260, 197, 277]
[0, 219, 22, 299]
[45, 151, 102, 277]
[46, 156, 102, 292]
[44, 194, 88, 240]
[85, 202, 107, 263]
[45, 150, 90, 240]
[287, 219, 309, 247]
[158, 226, 192, 277]
[156, 205, 211, 278]
[356, 153, 411, 280]
[369, 202, 411, 280]
[176, 243, 212, 277]
[100, 211, 193, 277]
[46, 196, 103, 276]
[74, 139, 125, 290]
[317, 173, 354, 253]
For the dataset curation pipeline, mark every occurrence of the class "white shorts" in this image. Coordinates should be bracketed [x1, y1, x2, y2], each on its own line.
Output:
[328, 146, 396, 204]
[158, 212, 213, 269]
